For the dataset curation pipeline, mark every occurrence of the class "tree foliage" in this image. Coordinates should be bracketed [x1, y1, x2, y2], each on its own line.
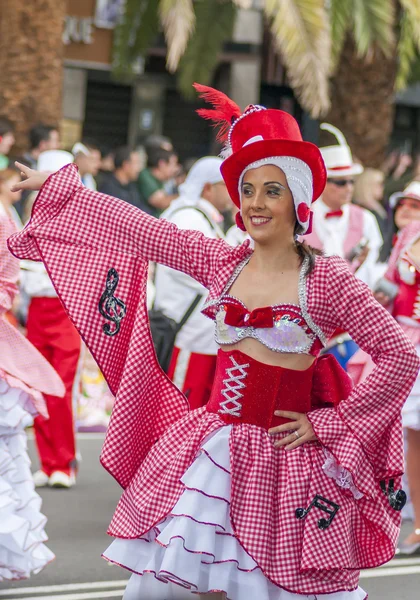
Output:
[177, 0, 237, 98]
[112, 0, 420, 118]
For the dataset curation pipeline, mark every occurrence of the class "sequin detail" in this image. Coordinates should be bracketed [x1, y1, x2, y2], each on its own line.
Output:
[299, 257, 327, 347]
[213, 255, 325, 354]
[218, 355, 250, 418]
[227, 105, 267, 148]
[204, 255, 327, 350]
[202, 255, 251, 313]
[215, 302, 316, 354]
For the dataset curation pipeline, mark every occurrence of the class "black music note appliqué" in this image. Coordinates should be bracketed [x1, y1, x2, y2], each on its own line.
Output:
[296, 494, 340, 530]
[98, 268, 127, 337]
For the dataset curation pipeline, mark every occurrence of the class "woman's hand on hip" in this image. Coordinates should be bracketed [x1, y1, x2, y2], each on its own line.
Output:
[268, 411, 317, 450]
[11, 162, 50, 192]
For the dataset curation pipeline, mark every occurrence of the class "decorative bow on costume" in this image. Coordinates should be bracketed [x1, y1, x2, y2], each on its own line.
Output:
[312, 354, 353, 408]
[325, 210, 343, 219]
[224, 304, 274, 328]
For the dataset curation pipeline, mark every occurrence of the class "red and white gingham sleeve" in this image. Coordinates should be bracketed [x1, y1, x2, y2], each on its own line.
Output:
[308, 256, 420, 490]
[8, 164, 233, 290]
[0, 214, 19, 316]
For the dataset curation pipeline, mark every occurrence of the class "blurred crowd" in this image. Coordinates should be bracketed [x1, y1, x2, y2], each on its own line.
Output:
[0, 119, 241, 238]
[2, 117, 420, 267]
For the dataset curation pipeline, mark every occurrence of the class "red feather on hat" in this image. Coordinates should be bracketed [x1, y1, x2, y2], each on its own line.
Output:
[194, 83, 241, 142]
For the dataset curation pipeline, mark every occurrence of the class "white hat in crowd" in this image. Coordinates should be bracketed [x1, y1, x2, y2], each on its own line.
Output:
[390, 181, 420, 209]
[178, 156, 224, 203]
[320, 123, 364, 178]
[71, 142, 92, 157]
[38, 150, 74, 172]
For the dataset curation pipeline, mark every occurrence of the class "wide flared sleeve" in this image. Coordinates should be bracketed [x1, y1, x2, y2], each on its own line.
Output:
[7, 164, 235, 488]
[8, 164, 233, 288]
[308, 256, 419, 498]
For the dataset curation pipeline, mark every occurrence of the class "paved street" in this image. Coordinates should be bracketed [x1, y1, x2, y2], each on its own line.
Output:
[1, 435, 419, 599]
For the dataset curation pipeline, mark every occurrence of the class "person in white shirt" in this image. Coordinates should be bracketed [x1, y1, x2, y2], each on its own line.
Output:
[153, 156, 231, 408]
[304, 123, 383, 289]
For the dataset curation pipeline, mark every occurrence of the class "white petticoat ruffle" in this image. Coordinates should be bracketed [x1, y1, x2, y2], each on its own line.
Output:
[0, 377, 54, 581]
[103, 426, 366, 600]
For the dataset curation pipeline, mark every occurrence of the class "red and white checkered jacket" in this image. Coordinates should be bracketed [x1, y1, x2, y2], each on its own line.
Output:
[8, 164, 420, 591]
[8, 165, 419, 488]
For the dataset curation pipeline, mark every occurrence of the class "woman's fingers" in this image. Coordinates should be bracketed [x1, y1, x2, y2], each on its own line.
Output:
[270, 412, 316, 450]
[11, 178, 33, 192]
[268, 421, 299, 435]
[274, 410, 302, 420]
[11, 165, 49, 192]
[15, 161, 33, 178]
[274, 428, 306, 448]
[11, 162, 35, 192]
[282, 431, 311, 451]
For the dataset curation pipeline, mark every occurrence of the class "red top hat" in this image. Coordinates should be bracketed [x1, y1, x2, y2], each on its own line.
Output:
[194, 84, 327, 218]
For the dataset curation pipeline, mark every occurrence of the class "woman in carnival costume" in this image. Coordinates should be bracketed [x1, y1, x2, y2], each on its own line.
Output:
[0, 169, 64, 580]
[8, 85, 420, 599]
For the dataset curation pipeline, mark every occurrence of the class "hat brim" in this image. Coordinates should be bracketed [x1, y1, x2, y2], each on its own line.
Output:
[389, 191, 420, 209]
[326, 164, 363, 178]
[221, 139, 326, 208]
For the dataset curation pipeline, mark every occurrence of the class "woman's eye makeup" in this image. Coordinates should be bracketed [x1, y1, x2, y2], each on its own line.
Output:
[242, 182, 285, 197]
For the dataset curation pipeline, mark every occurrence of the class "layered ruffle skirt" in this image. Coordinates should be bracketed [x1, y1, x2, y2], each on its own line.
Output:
[0, 376, 54, 581]
[103, 415, 375, 599]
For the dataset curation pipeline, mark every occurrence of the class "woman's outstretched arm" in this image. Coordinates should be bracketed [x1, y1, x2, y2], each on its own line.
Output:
[9, 163, 235, 289]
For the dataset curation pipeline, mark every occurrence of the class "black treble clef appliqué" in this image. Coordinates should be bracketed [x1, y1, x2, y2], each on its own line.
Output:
[98, 268, 126, 337]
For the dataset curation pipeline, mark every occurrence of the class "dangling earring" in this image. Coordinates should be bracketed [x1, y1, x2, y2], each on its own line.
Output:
[235, 212, 246, 232]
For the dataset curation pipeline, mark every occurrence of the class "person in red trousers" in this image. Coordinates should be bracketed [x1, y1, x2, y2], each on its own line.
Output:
[26, 292, 81, 489]
[20, 150, 82, 489]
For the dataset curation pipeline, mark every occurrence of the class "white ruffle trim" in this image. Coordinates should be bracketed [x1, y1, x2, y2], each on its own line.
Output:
[322, 449, 363, 500]
[0, 377, 54, 581]
[104, 426, 366, 600]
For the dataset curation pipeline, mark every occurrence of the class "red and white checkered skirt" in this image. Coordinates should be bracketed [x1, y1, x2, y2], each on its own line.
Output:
[102, 396, 400, 597]
[104, 424, 369, 599]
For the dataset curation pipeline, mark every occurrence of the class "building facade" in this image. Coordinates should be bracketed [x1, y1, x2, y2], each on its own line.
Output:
[63, 0, 263, 159]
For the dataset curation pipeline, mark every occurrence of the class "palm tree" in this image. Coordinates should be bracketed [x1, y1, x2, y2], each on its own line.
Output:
[114, 0, 420, 166]
[0, 0, 66, 153]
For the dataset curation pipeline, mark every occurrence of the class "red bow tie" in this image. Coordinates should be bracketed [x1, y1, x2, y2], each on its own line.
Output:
[224, 304, 274, 328]
[325, 210, 343, 219]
